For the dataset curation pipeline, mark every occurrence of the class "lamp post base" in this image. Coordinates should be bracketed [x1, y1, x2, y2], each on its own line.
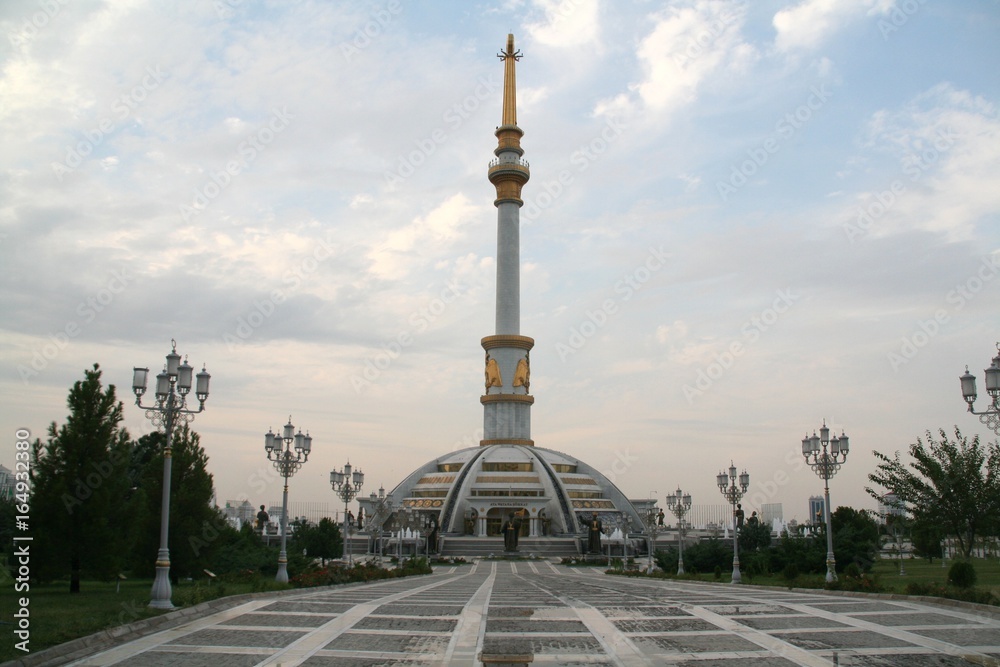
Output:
[276, 556, 289, 583]
[825, 554, 837, 583]
[677, 558, 685, 576]
[731, 557, 741, 584]
[149, 561, 174, 610]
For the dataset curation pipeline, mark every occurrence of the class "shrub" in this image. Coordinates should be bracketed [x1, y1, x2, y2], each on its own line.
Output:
[948, 560, 977, 589]
[782, 563, 800, 585]
[713, 565, 723, 580]
[843, 562, 862, 579]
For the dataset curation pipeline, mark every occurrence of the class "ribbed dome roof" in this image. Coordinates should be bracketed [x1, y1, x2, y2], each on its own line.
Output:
[382, 443, 643, 536]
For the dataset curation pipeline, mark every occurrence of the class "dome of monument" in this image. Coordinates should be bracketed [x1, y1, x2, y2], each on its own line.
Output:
[387, 443, 644, 538]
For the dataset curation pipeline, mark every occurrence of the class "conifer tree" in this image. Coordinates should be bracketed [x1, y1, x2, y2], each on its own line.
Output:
[30, 364, 132, 592]
[130, 424, 217, 579]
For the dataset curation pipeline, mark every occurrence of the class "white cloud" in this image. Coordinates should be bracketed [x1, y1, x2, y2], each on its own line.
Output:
[772, 0, 885, 52]
[367, 193, 482, 280]
[849, 84, 1000, 241]
[595, 1, 754, 120]
[525, 0, 601, 48]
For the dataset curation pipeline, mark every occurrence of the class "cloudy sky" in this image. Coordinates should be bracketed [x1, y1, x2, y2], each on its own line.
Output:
[3, 0, 998, 523]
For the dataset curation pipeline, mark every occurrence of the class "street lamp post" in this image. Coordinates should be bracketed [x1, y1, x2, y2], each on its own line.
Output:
[331, 462, 364, 565]
[666, 487, 692, 575]
[367, 486, 395, 562]
[264, 417, 311, 583]
[642, 507, 663, 574]
[716, 463, 749, 584]
[132, 340, 211, 609]
[802, 421, 849, 583]
[960, 343, 1000, 435]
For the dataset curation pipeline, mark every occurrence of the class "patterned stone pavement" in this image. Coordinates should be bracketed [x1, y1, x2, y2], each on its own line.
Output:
[64, 561, 1000, 666]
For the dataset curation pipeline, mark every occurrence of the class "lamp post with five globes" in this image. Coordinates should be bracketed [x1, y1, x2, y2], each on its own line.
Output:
[132, 340, 211, 609]
[331, 463, 364, 564]
[367, 486, 395, 561]
[666, 487, 692, 575]
[801, 421, 849, 583]
[265, 417, 312, 583]
[717, 463, 749, 584]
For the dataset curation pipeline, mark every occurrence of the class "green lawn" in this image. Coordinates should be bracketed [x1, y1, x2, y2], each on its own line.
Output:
[871, 556, 1000, 595]
[0, 577, 288, 663]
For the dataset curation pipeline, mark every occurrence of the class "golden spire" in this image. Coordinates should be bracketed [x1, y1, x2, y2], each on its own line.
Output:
[499, 33, 521, 127]
[489, 33, 529, 205]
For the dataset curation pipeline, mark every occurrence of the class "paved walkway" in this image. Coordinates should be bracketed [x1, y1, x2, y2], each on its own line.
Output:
[63, 561, 1000, 666]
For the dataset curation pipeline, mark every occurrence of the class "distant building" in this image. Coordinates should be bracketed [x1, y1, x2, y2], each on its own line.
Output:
[0, 464, 13, 500]
[223, 499, 255, 527]
[760, 503, 783, 525]
[877, 493, 906, 523]
[808, 496, 824, 524]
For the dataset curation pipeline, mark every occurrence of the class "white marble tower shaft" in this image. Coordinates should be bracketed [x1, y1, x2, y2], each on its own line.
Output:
[482, 34, 534, 446]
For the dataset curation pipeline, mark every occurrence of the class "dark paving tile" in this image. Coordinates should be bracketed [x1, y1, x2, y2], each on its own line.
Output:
[258, 600, 353, 613]
[488, 607, 534, 618]
[632, 633, 763, 653]
[613, 617, 722, 632]
[910, 627, 1000, 646]
[704, 603, 793, 616]
[597, 605, 692, 617]
[849, 612, 967, 627]
[323, 632, 451, 653]
[518, 635, 605, 655]
[845, 655, 991, 667]
[353, 616, 458, 632]
[737, 615, 850, 630]
[301, 658, 428, 667]
[805, 601, 908, 613]
[675, 659, 799, 667]
[486, 619, 589, 633]
[222, 612, 335, 627]
[373, 604, 465, 616]
[111, 652, 268, 667]
[781, 630, 916, 649]
[165, 628, 305, 648]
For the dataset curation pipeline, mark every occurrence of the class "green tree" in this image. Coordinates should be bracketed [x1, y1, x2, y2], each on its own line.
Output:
[768, 530, 825, 575]
[130, 424, 217, 580]
[209, 522, 278, 576]
[910, 517, 943, 563]
[738, 520, 772, 553]
[291, 517, 342, 566]
[866, 427, 999, 559]
[830, 506, 880, 573]
[29, 364, 133, 592]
